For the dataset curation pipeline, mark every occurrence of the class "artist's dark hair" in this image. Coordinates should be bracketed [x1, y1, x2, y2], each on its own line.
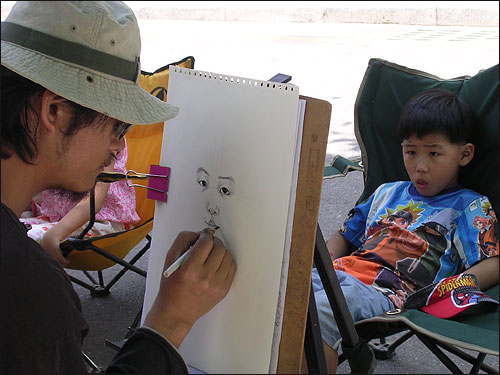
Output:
[1, 65, 106, 164]
[397, 88, 473, 144]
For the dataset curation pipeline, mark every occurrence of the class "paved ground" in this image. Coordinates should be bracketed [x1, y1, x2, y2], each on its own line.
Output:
[135, 18, 498, 161]
[2, 3, 497, 372]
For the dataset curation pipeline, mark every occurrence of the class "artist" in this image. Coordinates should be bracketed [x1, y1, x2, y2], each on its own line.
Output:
[1, 2, 236, 373]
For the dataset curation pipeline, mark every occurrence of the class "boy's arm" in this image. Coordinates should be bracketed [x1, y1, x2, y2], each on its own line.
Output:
[326, 230, 352, 259]
[466, 256, 499, 291]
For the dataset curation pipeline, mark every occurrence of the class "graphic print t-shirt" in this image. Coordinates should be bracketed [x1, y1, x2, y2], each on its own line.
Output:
[335, 181, 499, 306]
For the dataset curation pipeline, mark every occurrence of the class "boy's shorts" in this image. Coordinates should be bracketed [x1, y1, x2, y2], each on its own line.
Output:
[312, 268, 395, 349]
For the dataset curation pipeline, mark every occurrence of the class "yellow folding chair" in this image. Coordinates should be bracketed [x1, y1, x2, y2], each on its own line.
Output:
[60, 56, 195, 296]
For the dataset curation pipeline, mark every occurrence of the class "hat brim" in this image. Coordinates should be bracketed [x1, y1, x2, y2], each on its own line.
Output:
[1, 41, 179, 125]
[421, 296, 468, 319]
[422, 291, 499, 319]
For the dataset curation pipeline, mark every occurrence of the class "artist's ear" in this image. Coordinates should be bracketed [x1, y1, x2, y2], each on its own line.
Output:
[39, 90, 72, 134]
[459, 143, 475, 167]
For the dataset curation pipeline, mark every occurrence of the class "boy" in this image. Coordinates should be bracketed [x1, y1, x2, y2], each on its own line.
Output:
[312, 88, 499, 372]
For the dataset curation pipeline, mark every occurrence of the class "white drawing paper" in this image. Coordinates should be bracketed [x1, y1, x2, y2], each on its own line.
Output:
[142, 67, 300, 373]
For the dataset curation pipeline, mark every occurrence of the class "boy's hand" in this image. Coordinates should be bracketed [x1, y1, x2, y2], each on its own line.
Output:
[144, 229, 236, 347]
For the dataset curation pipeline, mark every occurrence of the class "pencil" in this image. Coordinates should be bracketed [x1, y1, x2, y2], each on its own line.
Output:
[163, 227, 219, 278]
[163, 248, 192, 278]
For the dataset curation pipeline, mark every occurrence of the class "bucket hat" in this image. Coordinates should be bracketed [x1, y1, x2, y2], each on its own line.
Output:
[1, 1, 178, 125]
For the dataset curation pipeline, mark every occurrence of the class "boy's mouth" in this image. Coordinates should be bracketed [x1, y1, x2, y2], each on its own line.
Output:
[416, 179, 428, 189]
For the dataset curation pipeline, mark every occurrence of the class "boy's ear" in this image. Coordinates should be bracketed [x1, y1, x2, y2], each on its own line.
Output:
[459, 143, 475, 167]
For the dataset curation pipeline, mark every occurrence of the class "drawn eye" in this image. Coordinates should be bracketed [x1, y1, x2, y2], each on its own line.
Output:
[196, 168, 209, 191]
[219, 186, 231, 196]
[217, 177, 234, 197]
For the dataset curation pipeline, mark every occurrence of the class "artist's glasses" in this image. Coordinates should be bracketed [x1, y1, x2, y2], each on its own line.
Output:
[113, 121, 132, 139]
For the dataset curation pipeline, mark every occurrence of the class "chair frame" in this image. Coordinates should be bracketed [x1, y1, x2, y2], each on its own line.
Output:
[60, 187, 151, 297]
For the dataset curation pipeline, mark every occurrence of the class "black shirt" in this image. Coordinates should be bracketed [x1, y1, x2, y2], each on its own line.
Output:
[0, 203, 188, 374]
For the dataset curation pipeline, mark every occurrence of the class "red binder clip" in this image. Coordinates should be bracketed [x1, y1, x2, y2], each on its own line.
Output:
[125, 165, 170, 202]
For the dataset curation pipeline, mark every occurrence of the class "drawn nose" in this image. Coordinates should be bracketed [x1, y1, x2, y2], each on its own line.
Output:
[207, 202, 219, 215]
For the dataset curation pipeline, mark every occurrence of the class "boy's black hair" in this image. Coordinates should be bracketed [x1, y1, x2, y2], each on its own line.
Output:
[397, 88, 473, 144]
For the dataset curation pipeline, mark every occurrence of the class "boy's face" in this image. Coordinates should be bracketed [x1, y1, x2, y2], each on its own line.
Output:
[401, 133, 474, 197]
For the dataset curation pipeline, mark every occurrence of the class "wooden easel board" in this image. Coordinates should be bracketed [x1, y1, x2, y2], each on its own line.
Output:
[277, 95, 331, 373]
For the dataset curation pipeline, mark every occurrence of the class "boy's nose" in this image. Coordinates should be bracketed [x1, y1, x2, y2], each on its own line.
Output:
[416, 159, 428, 173]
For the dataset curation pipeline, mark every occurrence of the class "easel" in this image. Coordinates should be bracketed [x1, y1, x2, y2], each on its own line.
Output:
[103, 73, 371, 374]
[274, 92, 330, 373]
[271, 74, 374, 374]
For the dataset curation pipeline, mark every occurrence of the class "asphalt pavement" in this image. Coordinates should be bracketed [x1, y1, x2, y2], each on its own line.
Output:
[3, 4, 497, 373]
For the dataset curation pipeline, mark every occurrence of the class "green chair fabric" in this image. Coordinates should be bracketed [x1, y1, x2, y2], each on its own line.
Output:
[356, 284, 499, 356]
[323, 155, 363, 179]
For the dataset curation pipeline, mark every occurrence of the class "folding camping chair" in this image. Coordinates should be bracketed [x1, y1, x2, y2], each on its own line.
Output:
[60, 56, 195, 297]
[310, 58, 499, 374]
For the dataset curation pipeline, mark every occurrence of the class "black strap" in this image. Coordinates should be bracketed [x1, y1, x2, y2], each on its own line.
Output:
[1, 22, 139, 82]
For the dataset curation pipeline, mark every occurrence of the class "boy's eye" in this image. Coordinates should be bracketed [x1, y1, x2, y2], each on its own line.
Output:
[429, 152, 440, 157]
[405, 151, 416, 156]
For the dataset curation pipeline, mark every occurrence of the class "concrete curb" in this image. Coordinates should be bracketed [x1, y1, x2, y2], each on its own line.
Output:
[1, 5, 498, 26]
[133, 7, 498, 27]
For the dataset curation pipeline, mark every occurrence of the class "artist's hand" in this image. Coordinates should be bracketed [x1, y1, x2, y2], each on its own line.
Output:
[144, 228, 236, 347]
[41, 228, 69, 267]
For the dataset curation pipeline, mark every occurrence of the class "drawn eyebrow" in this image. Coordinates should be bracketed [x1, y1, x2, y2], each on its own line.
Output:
[197, 167, 210, 176]
[218, 176, 235, 182]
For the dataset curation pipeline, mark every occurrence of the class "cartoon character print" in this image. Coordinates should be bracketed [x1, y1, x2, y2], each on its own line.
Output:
[350, 201, 427, 296]
[355, 201, 427, 268]
[452, 289, 482, 308]
[372, 267, 417, 309]
[473, 201, 499, 258]
[397, 208, 458, 287]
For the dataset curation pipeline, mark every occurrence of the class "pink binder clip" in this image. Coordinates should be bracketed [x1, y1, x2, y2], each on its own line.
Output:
[125, 165, 170, 202]
[146, 165, 170, 202]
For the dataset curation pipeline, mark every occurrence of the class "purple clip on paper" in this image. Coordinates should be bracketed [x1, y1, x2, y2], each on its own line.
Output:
[147, 165, 170, 202]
